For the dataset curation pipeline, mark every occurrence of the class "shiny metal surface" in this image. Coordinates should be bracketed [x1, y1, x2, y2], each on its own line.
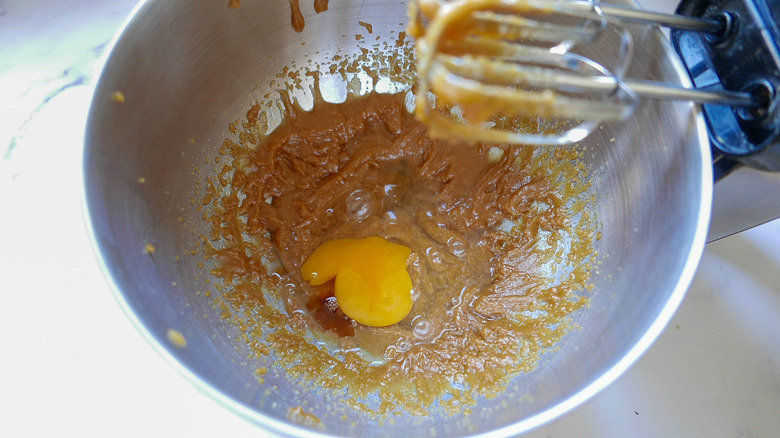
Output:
[709, 167, 780, 241]
[83, 0, 710, 436]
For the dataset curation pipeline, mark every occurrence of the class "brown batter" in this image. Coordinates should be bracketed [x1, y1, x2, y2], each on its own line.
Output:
[205, 84, 595, 415]
[289, 0, 330, 32]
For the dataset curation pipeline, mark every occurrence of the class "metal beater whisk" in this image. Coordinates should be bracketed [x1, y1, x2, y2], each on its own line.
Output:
[411, 0, 772, 145]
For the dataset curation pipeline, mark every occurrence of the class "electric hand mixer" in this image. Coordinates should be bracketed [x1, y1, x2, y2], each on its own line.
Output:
[411, 0, 779, 176]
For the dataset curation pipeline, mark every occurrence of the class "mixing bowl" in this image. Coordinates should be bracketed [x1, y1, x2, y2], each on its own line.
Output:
[83, 0, 710, 436]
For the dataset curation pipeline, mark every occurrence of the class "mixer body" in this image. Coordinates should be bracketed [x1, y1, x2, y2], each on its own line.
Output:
[672, 0, 780, 175]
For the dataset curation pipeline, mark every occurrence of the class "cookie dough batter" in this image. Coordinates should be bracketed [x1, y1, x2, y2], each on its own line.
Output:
[205, 89, 594, 415]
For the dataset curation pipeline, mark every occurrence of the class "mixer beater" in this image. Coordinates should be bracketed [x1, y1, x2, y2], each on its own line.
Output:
[410, 0, 779, 174]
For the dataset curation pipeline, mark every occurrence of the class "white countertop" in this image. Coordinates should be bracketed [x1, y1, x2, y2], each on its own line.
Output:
[2, 1, 779, 437]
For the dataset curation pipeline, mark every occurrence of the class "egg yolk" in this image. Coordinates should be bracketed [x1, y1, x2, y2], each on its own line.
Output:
[301, 236, 413, 327]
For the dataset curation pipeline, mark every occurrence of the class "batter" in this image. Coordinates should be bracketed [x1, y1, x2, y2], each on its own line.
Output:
[204, 84, 595, 415]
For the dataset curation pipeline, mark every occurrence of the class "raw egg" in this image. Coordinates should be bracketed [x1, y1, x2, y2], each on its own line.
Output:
[301, 236, 413, 327]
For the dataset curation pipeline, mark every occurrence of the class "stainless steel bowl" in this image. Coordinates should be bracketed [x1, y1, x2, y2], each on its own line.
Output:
[83, 0, 711, 436]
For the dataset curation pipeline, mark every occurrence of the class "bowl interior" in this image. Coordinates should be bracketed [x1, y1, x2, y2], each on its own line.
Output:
[84, 1, 711, 436]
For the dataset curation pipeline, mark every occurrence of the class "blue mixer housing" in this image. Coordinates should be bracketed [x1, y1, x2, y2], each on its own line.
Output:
[671, 0, 780, 178]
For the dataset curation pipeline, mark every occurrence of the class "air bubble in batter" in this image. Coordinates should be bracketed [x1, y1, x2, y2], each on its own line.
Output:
[447, 237, 466, 257]
[425, 246, 443, 266]
[396, 337, 411, 352]
[345, 189, 377, 221]
[412, 318, 433, 340]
